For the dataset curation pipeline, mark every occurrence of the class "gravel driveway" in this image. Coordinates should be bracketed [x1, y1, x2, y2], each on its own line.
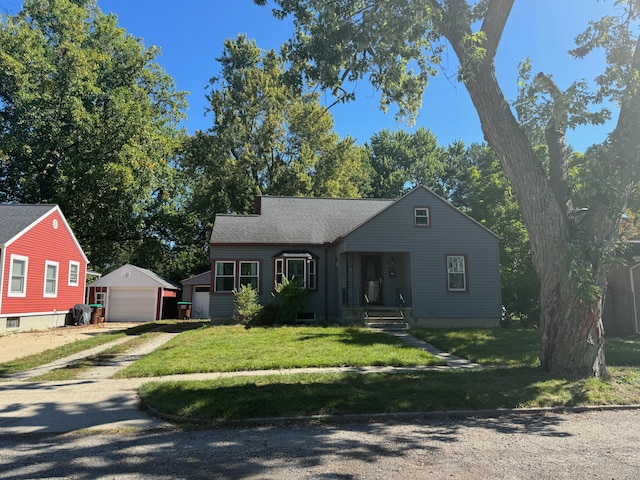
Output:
[1, 409, 639, 479]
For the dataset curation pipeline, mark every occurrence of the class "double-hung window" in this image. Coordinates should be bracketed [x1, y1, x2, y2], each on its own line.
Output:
[214, 261, 236, 292]
[68, 261, 80, 287]
[239, 261, 259, 289]
[9, 255, 28, 297]
[274, 253, 317, 290]
[447, 255, 467, 292]
[415, 207, 430, 226]
[44, 261, 59, 297]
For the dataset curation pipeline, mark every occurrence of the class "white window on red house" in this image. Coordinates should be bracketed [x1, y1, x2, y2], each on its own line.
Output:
[68, 261, 80, 287]
[44, 261, 59, 297]
[9, 255, 28, 297]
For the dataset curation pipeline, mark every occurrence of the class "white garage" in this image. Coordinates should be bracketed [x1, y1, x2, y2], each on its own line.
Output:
[180, 271, 211, 319]
[106, 287, 157, 322]
[88, 264, 180, 323]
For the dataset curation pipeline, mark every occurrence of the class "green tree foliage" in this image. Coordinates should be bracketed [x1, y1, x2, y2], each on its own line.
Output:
[181, 35, 368, 225]
[256, 0, 640, 377]
[364, 127, 447, 198]
[0, 0, 187, 271]
[233, 284, 263, 328]
[451, 144, 540, 324]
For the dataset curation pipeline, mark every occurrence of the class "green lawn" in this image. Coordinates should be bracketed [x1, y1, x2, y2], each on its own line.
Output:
[136, 326, 640, 424]
[116, 325, 444, 377]
[0, 320, 204, 378]
[139, 367, 640, 423]
[409, 327, 640, 367]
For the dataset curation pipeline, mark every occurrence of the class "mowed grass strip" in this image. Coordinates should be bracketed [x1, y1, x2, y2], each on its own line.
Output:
[30, 332, 162, 381]
[117, 326, 444, 378]
[138, 367, 640, 423]
[409, 327, 541, 366]
[409, 327, 640, 367]
[0, 320, 204, 378]
[0, 332, 128, 377]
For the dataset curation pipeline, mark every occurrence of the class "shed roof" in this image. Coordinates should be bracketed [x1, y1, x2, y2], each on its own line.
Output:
[211, 196, 394, 245]
[181, 270, 211, 286]
[0, 204, 59, 245]
[91, 264, 180, 290]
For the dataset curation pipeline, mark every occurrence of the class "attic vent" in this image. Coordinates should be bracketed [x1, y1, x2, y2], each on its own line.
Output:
[122, 271, 131, 278]
[52, 219, 58, 229]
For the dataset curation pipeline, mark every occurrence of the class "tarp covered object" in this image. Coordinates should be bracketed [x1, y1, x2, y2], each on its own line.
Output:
[66, 304, 91, 325]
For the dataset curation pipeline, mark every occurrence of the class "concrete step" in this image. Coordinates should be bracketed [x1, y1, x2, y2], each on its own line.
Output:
[365, 319, 409, 331]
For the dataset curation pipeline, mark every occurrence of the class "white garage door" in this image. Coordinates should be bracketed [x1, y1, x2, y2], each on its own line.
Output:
[192, 288, 210, 319]
[107, 288, 157, 322]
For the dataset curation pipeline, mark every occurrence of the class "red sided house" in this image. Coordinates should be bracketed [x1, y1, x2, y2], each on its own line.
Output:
[0, 204, 89, 333]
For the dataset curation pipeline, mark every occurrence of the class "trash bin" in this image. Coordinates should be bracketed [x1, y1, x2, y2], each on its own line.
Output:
[177, 301, 191, 320]
[89, 304, 104, 324]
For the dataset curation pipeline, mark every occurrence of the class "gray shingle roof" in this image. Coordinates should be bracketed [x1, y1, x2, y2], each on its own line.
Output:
[181, 270, 211, 285]
[0, 204, 58, 245]
[211, 196, 394, 245]
[135, 265, 181, 290]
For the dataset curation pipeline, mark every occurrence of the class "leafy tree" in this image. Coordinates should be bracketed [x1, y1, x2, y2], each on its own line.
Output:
[0, 0, 187, 271]
[256, 0, 640, 377]
[181, 35, 368, 225]
[365, 127, 446, 198]
[451, 144, 540, 324]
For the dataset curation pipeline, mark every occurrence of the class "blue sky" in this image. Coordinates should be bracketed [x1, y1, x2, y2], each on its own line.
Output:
[3, 1, 621, 151]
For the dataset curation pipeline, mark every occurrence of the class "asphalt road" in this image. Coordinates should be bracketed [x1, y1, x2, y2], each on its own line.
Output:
[1, 409, 639, 479]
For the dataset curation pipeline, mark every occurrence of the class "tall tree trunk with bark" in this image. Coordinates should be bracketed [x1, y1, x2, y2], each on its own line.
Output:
[440, 0, 615, 377]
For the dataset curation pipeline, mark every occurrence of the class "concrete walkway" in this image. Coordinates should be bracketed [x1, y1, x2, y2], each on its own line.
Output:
[0, 329, 480, 435]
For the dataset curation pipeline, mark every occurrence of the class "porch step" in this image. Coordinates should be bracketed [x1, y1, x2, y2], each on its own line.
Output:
[364, 311, 408, 331]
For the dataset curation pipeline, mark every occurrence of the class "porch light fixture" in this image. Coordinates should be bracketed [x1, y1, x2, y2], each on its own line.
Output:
[388, 257, 396, 279]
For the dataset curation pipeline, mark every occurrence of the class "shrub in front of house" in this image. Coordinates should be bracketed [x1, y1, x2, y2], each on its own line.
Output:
[232, 284, 263, 328]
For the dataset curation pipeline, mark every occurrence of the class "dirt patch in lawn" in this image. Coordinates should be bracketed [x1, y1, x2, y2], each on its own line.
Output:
[0, 322, 140, 364]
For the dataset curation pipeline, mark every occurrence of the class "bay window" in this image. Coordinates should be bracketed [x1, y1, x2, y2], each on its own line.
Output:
[274, 252, 317, 290]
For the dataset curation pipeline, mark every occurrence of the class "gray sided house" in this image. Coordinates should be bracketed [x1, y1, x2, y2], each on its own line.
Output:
[209, 186, 502, 327]
[181, 270, 211, 319]
[603, 240, 640, 336]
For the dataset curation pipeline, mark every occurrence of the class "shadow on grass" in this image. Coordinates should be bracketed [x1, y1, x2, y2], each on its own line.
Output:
[296, 327, 409, 348]
[139, 368, 607, 425]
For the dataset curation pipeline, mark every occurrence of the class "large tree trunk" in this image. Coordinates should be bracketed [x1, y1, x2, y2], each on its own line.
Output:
[443, 0, 609, 377]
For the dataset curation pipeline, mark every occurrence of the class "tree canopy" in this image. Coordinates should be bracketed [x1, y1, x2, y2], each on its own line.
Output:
[256, 0, 640, 377]
[181, 34, 369, 232]
[0, 0, 187, 271]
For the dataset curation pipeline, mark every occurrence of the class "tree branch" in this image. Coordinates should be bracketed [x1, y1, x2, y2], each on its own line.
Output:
[480, 0, 514, 63]
[535, 72, 572, 214]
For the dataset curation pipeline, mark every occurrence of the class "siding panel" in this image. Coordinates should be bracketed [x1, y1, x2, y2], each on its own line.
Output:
[1, 209, 87, 316]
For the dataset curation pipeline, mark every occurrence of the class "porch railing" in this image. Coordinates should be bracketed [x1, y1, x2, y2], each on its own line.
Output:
[341, 287, 412, 308]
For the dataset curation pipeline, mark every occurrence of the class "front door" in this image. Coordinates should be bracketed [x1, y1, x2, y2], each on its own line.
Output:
[362, 255, 383, 306]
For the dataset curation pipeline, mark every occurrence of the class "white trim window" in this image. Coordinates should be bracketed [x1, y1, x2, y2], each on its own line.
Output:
[239, 261, 260, 290]
[415, 207, 430, 226]
[447, 255, 467, 292]
[95, 292, 106, 306]
[44, 261, 59, 297]
[8, 255, 28, 297]
[68, 261, 80, 287]
[214, 261, 236, 292]
[274, 253, 317, 290]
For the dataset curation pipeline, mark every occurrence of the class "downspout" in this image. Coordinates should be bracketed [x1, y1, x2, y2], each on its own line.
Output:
[630, 258, 640, 334]
[324, 243, 329, 325]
